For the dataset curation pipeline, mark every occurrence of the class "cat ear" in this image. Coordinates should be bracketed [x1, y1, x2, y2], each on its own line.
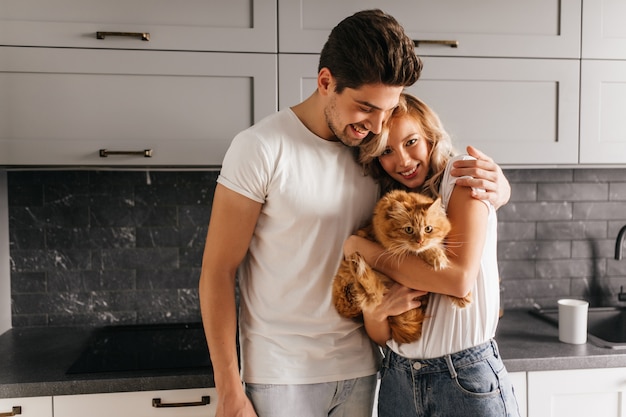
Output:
[430, 197, 446, 213]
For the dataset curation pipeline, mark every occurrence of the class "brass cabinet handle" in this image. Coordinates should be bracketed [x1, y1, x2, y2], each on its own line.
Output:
[99, 149, 153, 158]
[413, 39, 459, 48]
[0, 406, 21, 417]
[96, 31, 150, 41]
[152, 396, 211, 408]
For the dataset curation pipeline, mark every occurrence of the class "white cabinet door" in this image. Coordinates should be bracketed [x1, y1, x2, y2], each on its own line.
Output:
[0, 47, 277, 166]
[582, 0, 626, 59]
[278, 0, 581, 58]
[279, 54, 580, 166]
[509, 372, 528, 417]
[0, 396, 52, 417]
[0, 0, 276, 52]
[408, 57, 580, 165]
[54, 388, 216, 417]
[278, 54, 320, 110]
[580, 60, 626, 164]
[527, 368, 626, 417]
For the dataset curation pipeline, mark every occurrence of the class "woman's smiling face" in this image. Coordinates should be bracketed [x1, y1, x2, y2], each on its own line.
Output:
[378, 116, 432, 190]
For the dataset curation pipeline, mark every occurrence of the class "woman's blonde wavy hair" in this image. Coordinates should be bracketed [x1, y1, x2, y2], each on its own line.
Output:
[358, 93, 457, 198]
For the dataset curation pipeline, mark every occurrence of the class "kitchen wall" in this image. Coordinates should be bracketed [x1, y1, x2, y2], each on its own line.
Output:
[8, 170, 218, 327]
[6, 168, 626, 327]
[498, 168, 626, 309]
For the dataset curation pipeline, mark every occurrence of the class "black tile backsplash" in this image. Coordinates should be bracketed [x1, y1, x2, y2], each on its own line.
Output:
[7, 168, 626, 327]
[8, 170, 218, 327]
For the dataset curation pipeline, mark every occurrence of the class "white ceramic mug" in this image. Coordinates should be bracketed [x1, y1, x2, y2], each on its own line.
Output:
[558, 299, 589, 344]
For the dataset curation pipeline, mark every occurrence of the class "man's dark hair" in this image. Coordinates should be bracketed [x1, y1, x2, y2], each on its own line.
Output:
[319, 9, 423, 93]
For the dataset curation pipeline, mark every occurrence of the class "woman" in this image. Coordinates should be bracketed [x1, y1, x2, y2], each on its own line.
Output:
[344, 93, 520, 416]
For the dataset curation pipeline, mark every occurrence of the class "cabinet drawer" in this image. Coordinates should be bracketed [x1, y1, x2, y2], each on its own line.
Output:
[409, 57, 580, 165]
[0, 0, 276, 53]
[279, 0, 581, 58]
[53, 388, 215, 417]
[279, 54, 580, 166]
[0, 47, 277, 166]
[0, 396, 52, 417]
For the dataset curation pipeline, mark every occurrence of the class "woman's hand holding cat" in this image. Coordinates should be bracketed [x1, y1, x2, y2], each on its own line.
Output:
[378, 283, 426, 318]
[362, 282, 426, 346]
[450, 145, 511, 210]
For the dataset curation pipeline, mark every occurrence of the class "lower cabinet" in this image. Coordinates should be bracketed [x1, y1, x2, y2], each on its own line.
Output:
[527, 367, 626, 417]
[509, 371, 528, 417]
[53, 388, 216, 417]
[0, 396, 52, 417]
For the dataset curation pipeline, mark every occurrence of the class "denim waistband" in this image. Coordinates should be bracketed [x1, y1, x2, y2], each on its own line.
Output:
[383, 339, 500, 377]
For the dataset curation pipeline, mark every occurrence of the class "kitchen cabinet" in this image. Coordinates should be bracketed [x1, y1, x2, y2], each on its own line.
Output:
[0, 396, 52, 417]
[53, 388, 216, 417]
[278, 54, 580, 165]
[582, 0, 626, 60]
[0, 46, 277, 166]
[509, 372, 528, 417]
[407, 57, 579, 165]
[278, 0, 581, 58]
[0, 0, 277, 167]
[527, 367, 626, 417]
[580, 61, 626, 164]
[2, 0, 624, 167]
[0, 0, 276, 53]
[278, 0, 626, 166]
[578, 0, 626, 164]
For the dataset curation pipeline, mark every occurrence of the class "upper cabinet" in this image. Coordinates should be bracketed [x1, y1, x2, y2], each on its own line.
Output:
[3, 0, 626, 167]
[0, 47, 277, 166]
[280, 0, 626, 167]
[579, 0, 626, 164]
[0, 0, 277, 52]
[278, 0, 581, 58]
[0, 0, 278, 167]
[582, 0, 626, 59]
[408, 57, 580, 165]
[279, 54, 580, 166]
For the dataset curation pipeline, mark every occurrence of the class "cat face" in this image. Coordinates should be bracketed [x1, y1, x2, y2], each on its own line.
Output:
[372, 190, 451, 257]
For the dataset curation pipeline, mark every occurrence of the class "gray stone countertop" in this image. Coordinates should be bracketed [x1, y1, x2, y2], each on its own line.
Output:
[2, 309, 626, 399]
[496, 309, 626, 372]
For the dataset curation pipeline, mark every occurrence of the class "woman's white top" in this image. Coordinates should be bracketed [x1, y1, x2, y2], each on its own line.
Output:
[388, 155, 500, 359]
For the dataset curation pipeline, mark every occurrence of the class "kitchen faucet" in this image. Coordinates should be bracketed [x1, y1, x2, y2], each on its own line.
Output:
[616, 224, 626, 260]
[615, 224, 626, 302]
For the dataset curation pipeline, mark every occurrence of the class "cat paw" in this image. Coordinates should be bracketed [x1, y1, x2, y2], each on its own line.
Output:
[450, 292, 472, 308]
[346, 252, 368, 277]
[431, 257, 449, 271]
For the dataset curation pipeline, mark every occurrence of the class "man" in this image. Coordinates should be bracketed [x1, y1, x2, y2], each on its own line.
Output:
[199, 9, 510, 417]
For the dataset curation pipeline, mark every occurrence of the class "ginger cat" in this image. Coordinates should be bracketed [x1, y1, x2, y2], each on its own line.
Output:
[333, 189, 470, 344]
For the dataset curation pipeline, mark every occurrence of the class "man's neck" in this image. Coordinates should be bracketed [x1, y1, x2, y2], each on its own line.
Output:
[291, 92, 335, 141]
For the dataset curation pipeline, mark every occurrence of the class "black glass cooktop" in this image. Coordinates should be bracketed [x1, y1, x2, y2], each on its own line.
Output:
[66, 322, 211, 374]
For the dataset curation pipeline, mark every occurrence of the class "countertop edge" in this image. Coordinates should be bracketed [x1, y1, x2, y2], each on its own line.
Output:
[0, 374, 214, 399]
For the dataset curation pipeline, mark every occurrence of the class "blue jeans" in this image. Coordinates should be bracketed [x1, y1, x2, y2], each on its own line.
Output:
[245, 374, 377, 417]
[378, 340, 520, 417]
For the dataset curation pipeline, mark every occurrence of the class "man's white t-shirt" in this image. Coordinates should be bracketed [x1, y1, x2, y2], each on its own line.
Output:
[218, 108, 381, 384]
